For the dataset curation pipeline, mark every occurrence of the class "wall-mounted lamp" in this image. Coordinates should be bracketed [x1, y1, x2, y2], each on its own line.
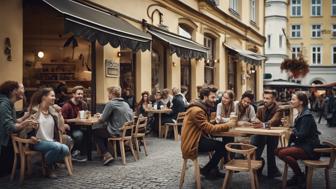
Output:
[117, 51, 122, 57]
[214, 59, 219, 64]
[250, 66, 256, 74]
[172, 62, 176, 67]
[37, 51, 44, 59]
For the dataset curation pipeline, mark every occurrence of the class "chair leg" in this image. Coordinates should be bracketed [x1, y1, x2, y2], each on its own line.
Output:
[19, 155, 26, 184]
[120, 141, 126, 165]
[142, 138, 148, 156]
[27, 156, 33, 176]
[10, 155, 17, 181]
[222, 170, 232, 189]
[179, 159, 187, 189]
[250, 170, 256, 189]
[282, 163, 288, 189]
[68, 155, 73, 171]
[164, 126, 169, 139]
[173, 125, 178, 141]
[113, 141, 117, 159]
[193, 159, 201, 189]
[135, 138, 140, 159]
[96, 143, 102, 157]
[306, 167, 314, 189]
[128, 139, 137, 161]
[64, 156, 73, 176]
[254, 170, 259, 189]
[219, 158, 224, 170]
[325, 169, 330, 189]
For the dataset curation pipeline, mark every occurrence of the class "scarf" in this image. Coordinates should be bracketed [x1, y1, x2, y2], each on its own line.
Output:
[221, 101, 234, 118]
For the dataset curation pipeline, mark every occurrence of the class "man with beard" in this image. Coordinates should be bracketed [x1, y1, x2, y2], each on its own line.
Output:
[236, 91, 258, 126]
[251, 90, 282, 178]
[181, 86, 236, 180]
[61, 86, 88, 162]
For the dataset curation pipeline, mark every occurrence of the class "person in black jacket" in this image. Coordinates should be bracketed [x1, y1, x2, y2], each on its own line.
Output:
[275, 91, 321, 188]
[162, 88, 186, 124]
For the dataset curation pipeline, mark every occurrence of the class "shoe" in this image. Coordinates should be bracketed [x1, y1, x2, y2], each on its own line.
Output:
[46, 166, 57, 179]
[71, 150, 80, 157]
[268, 168, 282, 178]
[287, 175, 298, 186]
[72, 154, 87, 162]
[103, 152, 114, 166]
[204, 168, 225, 180]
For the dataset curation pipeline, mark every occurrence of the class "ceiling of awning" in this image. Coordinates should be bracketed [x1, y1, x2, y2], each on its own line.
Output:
[43, 0, 151, 51]
[224, 43, 266, 65]
[148, 27, 208, 59]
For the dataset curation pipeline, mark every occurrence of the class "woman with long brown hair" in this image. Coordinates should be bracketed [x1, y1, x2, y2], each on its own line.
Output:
[136, 91, 151, 116]
[28, 88, 69, 179]
[275, 91, 321, 188]
[215, 90, 236, 123]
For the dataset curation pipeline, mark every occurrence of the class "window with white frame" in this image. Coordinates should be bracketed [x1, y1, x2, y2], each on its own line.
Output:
[291, 25, 301, 37]
[291, 0, 302, 16]
[333, 0, 336, 16]
[311, 0, 322, 16]
[291, 46, 301, 59]
[230, 0, 239, 12]
[332, 46, 336, 64]
[312, 46, 322, 64]
[250, 0, 256, 22]
[279, 35, 283, 48]
[312, 24, 321, 38]
[332, 24, 336, 37]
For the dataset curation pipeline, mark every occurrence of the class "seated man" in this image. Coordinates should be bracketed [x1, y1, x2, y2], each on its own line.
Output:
[162, 87, 186, 124]
[235, 91, 259, 126]
[93, 86, 133, 165]
[181, 86, 236, 180]
[251, 90, 282, 178]
[61, 86, 88, 162]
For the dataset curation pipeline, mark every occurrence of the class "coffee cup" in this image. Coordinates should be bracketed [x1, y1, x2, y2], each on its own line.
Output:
[79, 110, 85, 119]
[160, 105, 164, 110]
[229, 112, 238, 122]
[153, 104, 157, 110]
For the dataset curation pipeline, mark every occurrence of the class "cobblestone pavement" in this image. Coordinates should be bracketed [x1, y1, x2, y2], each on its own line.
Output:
[0, 115, 335, 189]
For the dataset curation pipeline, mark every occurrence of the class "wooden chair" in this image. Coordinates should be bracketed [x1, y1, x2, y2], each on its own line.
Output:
[179, 158, 201, 189]
[304, 141, 336, 189]
[222, 143, 262, 189]
[108, 121, 137, 165]
[163, 112, 186, 141]
[133, 116, 149, 159]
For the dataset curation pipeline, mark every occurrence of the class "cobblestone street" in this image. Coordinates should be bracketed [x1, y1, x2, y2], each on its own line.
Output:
[0, 115, 335, 189]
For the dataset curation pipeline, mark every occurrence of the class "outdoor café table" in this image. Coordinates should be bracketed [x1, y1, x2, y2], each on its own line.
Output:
[145, 108, 172, 138]
[67, 117, 99, 161]
[212, 127, 290, 147]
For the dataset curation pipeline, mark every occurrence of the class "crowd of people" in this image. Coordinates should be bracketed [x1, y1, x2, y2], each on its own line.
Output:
[309, 90, 336, 127]
[0, 79, 334, 189]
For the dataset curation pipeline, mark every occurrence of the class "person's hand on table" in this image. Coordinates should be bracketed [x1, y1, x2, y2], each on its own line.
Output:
[226, 119, 236, 129]
[281, 118, 289, 127]
[252, 122, 263, 128]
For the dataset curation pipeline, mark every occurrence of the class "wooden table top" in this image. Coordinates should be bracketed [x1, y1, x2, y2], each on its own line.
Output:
[214, 127, 290, 137]
[67, 118, 99, 126]
[145, 108, 172, 113]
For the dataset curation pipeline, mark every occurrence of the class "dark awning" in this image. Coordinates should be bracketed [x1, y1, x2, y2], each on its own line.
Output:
[148, 27, 207, 59]
[224, 43, 266, 65]
[43, 0, 151, 51]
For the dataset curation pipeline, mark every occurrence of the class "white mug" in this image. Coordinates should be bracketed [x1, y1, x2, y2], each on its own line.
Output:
[153, 104, 158, 110]
[79, 110, 85, 119]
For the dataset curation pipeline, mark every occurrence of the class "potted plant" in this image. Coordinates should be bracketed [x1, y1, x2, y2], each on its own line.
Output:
[280, 56, 309, 79]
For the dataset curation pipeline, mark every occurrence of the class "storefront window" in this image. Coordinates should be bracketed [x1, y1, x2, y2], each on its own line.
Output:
[228, 53, 237, 94]
[204, 35, 215, 85]
[119, 49, 136, 109]
[181, 58, 191, 101]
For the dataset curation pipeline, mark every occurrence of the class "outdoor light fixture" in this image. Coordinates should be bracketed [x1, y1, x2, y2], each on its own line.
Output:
[250, 66, 256, 73]
[37, 51, 44, 59]
[117, 51, 122, 57]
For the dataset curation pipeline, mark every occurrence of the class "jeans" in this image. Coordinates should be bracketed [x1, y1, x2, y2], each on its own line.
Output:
[251, 135, 279, 175]
[93, 127, 112, 155]
[198, 137, 227, 171]
[275, 147, 309, 176]
[70, 126, 84, 153]
[33, 140, 69, 166]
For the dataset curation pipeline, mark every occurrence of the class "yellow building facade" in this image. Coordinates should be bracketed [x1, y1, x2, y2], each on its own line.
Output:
[0, 0, 265, 110]
[287, 0, 336, 84]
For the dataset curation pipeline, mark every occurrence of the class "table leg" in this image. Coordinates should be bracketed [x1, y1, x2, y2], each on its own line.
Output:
[158, 113, 162, 138]
[87, 126, 92, 161]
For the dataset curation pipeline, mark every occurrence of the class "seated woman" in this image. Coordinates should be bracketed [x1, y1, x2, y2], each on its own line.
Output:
[235, 91, 260, 126]
[28, 88, 70, 179]
[275, 91, 321, 188]
[216, 90, 237, 124]
[136, 91, 151, 117]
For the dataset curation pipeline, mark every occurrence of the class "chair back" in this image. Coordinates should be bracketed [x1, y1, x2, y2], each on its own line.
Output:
[323, 141, 336, 169]
[134, 116, 148, 136]
[120, 121, 135, 139]
[11, 134, 33, 156]
[176, 112, 186, 124]
[225, 143, 257, 170]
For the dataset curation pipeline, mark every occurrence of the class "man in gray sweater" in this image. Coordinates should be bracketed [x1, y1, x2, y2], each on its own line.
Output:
[94, 86, 133, 165]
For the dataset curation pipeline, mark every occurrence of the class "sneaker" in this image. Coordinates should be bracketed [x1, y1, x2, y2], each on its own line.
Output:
[103, 152, 114, 166]
[287, 175, 298, 186]
[72, 154, 87, 162]
[45, 166, 57, 179]
[71, 150, 80, 157]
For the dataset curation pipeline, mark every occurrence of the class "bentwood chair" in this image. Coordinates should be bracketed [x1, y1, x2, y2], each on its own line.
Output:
[179, 158, 201, 189]
[164, 112, 186, 141]
[108, 121, 137, 165]
[133, 116, 149, 159]
[222, 143, 262, 189]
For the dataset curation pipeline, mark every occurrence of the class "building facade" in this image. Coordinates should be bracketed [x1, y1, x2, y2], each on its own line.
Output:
[0, 0, 265, 111]
[265, 0, 336, 84]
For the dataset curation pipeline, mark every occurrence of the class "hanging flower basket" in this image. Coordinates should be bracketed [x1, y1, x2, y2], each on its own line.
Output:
[280, 56, 309, 79]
